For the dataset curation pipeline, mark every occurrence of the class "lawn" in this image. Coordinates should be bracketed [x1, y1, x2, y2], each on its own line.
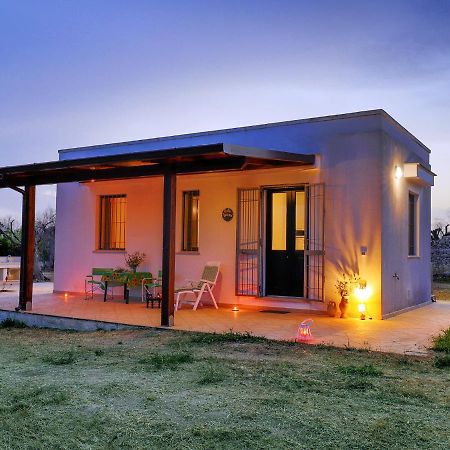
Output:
[0, 326, 449, 450]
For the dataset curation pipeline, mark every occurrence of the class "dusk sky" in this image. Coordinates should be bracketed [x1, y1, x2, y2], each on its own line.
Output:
[0, 0, 449, 222]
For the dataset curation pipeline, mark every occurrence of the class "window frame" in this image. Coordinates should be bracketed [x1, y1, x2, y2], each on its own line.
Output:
[181, 190, 200, 252]
[98, 194, 127, 251]
[408, 191, 419, 257]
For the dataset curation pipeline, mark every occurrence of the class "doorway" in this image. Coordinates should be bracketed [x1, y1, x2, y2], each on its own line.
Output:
[265, 188, 306, 297]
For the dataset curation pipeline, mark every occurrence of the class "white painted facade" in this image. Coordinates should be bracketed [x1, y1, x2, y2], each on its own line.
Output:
[54, 110, 434, 319]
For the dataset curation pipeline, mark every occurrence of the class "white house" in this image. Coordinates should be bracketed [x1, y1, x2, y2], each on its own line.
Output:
[48, 109, 433, 320]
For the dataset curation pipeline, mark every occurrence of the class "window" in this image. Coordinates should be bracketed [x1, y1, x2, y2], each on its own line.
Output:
[98, 195, 127, 250]
[408, 192, 419, 256]
[182, 190, 199, 252]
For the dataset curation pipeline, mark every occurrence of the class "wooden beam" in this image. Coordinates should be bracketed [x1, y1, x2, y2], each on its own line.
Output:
[8, 186, 25, 194]
[161, 172, 176, 326]
[18, 185, 35, 311]
[0, 156, 248, 188]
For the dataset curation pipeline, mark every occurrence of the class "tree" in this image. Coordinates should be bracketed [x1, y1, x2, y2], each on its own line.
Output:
[0, 209, 56, 280]
[35, 208, 56, 272]
[0, 217, 21, 255]
[431, 222, 450, 242]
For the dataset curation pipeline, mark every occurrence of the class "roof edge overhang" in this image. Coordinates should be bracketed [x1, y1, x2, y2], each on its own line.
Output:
[58, 109, 431, 157]
[0, 143, 316, 189]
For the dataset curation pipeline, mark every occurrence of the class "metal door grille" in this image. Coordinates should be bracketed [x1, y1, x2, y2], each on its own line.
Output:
[305, 184, 325, 301]
[236, 188, 260, 296]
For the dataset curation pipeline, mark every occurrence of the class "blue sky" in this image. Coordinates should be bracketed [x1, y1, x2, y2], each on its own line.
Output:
[0, 0, 449, 221]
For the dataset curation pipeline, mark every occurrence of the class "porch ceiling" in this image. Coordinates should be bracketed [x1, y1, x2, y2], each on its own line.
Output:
[0, 143, 315, 188]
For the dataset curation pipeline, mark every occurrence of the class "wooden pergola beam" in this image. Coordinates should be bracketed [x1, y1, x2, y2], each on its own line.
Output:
[18, 185, 35, 311]
[161, 172, 176, 326]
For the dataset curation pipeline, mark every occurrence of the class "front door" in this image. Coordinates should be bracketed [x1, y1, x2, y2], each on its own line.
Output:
[265, 188, 306, 297]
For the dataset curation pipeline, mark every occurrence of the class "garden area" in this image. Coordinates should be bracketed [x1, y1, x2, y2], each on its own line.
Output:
[0, 323, 449, 449]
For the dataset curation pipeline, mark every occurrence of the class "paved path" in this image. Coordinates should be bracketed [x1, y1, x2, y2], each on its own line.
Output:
[1, 283, 449, 355]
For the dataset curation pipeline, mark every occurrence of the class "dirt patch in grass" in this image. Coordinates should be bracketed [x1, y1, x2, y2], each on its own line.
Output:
[0, 328, 449, 449]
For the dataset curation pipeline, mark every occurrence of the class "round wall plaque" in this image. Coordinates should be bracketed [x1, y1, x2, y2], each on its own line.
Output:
[222, 208, 234, 222]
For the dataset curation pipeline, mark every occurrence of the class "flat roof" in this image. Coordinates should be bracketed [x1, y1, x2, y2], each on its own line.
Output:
[0, 143, 315, 188]
[59, 109, 431, 155]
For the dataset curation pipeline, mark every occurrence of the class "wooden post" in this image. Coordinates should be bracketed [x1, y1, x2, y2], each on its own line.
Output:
[18, 185, 35, 311]
[161, 172, 176, 326]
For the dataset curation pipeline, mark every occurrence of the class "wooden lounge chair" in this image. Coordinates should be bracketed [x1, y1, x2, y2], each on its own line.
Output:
[175, 262, 220, 311]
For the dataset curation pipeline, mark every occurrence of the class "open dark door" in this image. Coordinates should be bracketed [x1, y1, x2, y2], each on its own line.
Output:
[265, 188, 306, 297]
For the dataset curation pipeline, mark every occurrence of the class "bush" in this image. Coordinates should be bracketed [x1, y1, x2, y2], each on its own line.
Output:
[0, 318, 27, 329]
[432, 328, 450, 353]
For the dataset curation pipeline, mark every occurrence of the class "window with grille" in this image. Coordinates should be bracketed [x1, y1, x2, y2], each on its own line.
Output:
[98, 195, 127, 250]
[182, 190, 200, 252]
[408, 192, 419, 256]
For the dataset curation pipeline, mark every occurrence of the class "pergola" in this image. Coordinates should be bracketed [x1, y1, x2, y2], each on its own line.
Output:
[0, 143, 315, 326]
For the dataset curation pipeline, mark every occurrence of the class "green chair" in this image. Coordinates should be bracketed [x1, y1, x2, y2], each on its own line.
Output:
[142, 270, 162, 309]
[85, 268, 114, 300]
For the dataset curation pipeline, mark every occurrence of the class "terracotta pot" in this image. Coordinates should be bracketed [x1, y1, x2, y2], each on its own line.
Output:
[327, 301, 337, 317]
[339, 297, 349, 318]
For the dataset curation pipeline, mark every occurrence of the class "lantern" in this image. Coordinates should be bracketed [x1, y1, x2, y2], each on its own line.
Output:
[296, 319, 313, 342]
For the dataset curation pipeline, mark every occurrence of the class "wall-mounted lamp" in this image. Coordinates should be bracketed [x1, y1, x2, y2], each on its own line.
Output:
[395, 165, 403, 179]
[360, 246, 367, 256]
[232, 305, 239, 312]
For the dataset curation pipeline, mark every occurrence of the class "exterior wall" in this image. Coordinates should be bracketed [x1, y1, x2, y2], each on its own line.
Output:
[380, 132, 432, 317]
[54, 131, 384, 317]
[54, 111, 433, 319]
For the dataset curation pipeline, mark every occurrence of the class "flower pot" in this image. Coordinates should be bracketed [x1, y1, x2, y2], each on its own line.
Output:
[327, 301, 337, 317]
[339, 297, 349, 318]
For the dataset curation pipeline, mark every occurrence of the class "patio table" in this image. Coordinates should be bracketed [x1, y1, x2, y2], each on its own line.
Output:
[102, 272, 129, 303]
[102, 272, 152, 304]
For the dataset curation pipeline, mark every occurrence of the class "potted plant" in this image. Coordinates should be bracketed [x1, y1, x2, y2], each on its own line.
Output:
[335, 273, 360, 318]
[125, 251, 146, 273]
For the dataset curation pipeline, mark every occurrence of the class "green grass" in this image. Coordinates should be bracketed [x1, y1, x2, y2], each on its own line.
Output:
[338, 363, 383, 377]
[0, 328, 449, 449]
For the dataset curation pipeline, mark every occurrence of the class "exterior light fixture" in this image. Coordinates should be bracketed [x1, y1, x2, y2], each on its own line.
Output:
[232, 305, 239, 312]
[358, 303, 366, 320]
[395, 165, 403, 179]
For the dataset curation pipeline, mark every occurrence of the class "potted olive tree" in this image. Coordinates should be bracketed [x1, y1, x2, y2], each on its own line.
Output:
[335, 273, 360, 318]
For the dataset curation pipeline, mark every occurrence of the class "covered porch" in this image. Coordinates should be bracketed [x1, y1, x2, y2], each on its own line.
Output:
[1, 283, 449, 355]
[0, 143, 317, 326]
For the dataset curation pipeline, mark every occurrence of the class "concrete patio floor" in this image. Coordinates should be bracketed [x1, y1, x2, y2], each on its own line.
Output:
[1, 283, 449, 355]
